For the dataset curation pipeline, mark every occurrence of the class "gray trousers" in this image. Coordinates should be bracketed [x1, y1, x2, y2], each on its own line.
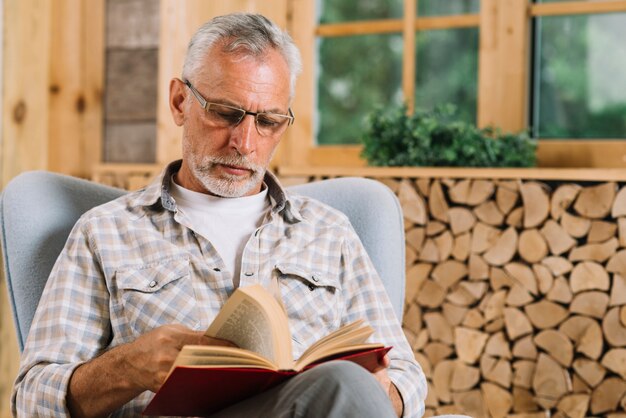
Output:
[209, 360, 398, 418]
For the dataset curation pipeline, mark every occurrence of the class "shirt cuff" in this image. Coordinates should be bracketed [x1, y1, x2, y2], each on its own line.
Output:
[388, 364, 426, 418]
[13, 362, 84, 417]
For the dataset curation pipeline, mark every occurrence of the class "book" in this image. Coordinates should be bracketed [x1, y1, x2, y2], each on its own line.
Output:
[143, 284, 390, 416]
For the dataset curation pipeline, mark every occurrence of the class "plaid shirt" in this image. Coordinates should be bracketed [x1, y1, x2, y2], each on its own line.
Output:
[13, 160, 426, 417]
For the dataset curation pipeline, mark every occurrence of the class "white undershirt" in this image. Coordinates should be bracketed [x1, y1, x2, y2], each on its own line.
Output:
[170, 177, 270, 287]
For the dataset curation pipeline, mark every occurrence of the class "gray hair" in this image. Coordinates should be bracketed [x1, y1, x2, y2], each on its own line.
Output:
[182, 13, 302, 99]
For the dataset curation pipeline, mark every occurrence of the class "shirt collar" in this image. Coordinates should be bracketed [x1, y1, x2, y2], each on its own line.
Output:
[134, 159, 302, 223]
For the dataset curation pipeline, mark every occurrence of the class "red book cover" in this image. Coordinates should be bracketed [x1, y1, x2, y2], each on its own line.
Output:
[143, 346, 391, 417]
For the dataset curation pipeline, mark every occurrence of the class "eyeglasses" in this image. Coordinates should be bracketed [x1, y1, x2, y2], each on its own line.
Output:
[183, 79, 295, 137]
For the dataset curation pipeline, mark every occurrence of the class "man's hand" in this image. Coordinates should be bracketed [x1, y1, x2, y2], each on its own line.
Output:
[67, 324, 234, 418]
[123, 324, 234, 392]
[372, 354, 403, 417]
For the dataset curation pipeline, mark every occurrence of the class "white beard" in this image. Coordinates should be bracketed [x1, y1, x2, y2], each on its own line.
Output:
[187, 152, 266, 197]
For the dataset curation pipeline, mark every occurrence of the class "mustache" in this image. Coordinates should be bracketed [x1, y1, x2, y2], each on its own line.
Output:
[201, 154, 262, 172]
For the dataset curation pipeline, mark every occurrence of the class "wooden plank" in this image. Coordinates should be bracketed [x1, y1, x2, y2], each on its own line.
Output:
[156, 0, 195, 164]
[48, 0, 104, 178]
[315, 14, 479, 37]
[1, 0, 52, 187]
[279, 164, 626, 182]
[531, 1, 626, 17]
[308, 146, 365, 167]
[482, 0, 530, 132]
[537, 140, 626, 169]
[81, 0, 105, 178]
[403, 0, 416, 113]
[415, 14, 479, 31]
[48, 0, 81, 176]
[477, 0, 498, 129]
[316, 19, 403, 37]
[285, 0, 315, 168]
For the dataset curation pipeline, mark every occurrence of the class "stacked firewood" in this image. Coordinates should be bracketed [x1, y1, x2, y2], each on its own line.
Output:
[389, 177, 626, 418]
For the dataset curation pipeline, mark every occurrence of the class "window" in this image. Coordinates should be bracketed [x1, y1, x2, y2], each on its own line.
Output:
[287, 0, 626, 168]
[314, 0, 479, 146]
[532, 11, 626, 139]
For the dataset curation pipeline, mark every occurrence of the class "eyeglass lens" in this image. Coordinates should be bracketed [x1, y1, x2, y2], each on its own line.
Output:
[205, 103, 291, 137]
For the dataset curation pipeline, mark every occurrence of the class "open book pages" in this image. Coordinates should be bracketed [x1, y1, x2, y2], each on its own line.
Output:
[173, 345, 278, 370]
[179, 284, 384, 371]
[204, 284, 293, 370]
[293, 319, 380, 370]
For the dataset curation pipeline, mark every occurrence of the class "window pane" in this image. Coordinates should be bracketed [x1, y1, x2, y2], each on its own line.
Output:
[317, 0, 402, 24]
[418, 0, 479, 16]
[316, 34, 403, 145]
[415, 28, 478, 124]
[532, 13, 626, 138]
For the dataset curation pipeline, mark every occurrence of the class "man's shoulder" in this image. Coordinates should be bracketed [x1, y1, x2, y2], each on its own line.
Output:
[78, 188, 155, 225]
[285, 191, 352, 229]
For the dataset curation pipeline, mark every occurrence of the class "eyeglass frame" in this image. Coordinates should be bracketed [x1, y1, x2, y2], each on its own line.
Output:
[182, 78, 295, 136]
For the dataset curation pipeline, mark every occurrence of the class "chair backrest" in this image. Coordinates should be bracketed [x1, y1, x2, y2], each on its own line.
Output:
[1, 171, 405, 351]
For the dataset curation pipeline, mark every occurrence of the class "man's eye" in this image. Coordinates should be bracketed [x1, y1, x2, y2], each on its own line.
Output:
[257, 115, 281, 127]
[209, 106, 242, 123]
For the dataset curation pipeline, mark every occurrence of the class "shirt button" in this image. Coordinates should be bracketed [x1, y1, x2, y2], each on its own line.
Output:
[311, 275, 319, 282]
[244, 272, 254, 276]
[149, 280, 157, 288]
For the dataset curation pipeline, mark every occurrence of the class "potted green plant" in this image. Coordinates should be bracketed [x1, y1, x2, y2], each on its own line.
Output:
[360, 104, 537, 167]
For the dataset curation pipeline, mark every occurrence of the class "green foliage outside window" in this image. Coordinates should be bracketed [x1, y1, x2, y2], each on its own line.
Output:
[317, 34, 403, 145]
[533, 13, 626, 138]
[316, 0, 479, 146]
[361, 104, 537, 167]
[415, 28, 478, 126]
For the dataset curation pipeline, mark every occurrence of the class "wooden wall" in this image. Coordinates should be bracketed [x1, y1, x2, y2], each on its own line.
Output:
[1, 1, 104, 415]
[1, 0, 103, 188]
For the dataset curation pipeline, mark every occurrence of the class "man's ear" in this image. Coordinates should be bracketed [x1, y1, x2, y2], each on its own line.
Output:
[169, 78, 187, 127]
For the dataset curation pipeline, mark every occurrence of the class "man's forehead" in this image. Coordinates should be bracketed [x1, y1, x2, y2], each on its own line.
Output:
[191, 48, 290, 110]
[197, 47, 289, 86]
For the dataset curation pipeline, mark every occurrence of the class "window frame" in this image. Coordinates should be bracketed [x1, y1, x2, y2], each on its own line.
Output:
[284, 0, 626, 168]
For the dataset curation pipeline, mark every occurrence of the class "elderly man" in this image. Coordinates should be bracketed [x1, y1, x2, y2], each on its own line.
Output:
[13, 13, 426, 417]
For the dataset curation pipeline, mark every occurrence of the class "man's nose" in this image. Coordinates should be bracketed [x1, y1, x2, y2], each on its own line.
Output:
[229, 114, 257, 155]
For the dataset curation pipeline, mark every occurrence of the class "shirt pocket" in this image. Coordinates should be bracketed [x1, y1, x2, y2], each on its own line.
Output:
[114, 258, 199, 337]
[274, 263, 343, 356]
